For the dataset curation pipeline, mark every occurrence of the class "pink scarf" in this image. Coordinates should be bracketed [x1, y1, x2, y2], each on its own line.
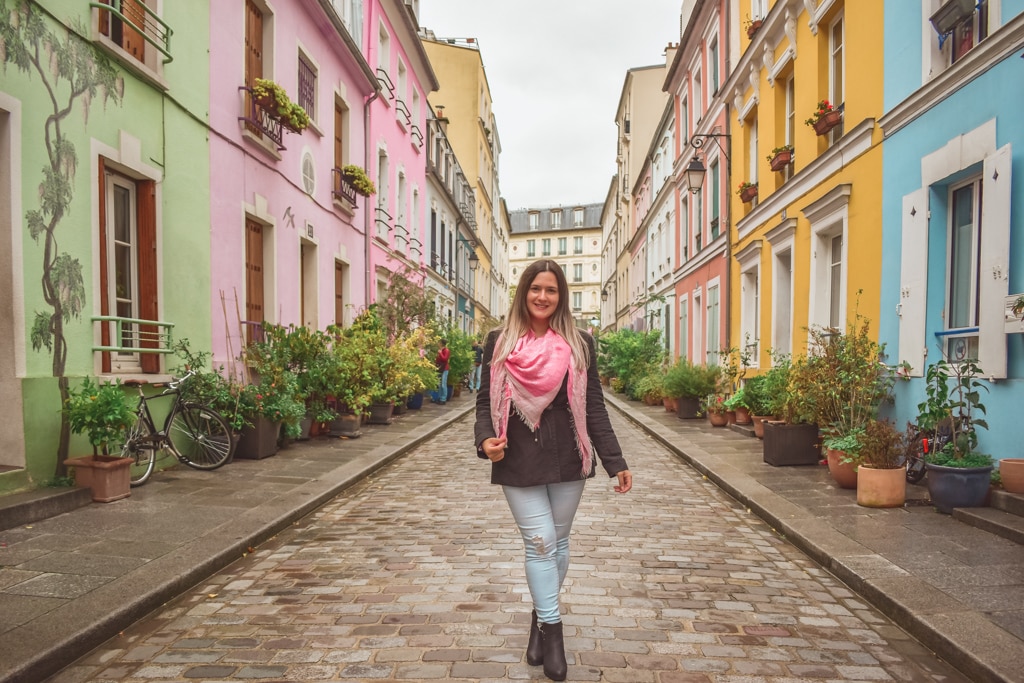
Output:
[490, 329, 592, 477]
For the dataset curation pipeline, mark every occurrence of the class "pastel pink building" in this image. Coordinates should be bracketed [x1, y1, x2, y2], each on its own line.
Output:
[362, 0, 438, 302]
[208, 0, 378, 368]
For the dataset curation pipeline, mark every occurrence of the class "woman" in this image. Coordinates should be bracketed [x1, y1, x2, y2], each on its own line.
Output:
[475, 259, 632, 681]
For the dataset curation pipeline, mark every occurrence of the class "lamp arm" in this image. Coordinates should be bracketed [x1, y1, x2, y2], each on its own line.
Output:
[688, 132, 731, 162]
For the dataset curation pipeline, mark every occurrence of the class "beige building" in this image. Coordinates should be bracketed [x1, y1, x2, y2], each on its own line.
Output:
[420, 32, 508, 326]
[509, 205, 604, 330]
[607, 50, 674, 331]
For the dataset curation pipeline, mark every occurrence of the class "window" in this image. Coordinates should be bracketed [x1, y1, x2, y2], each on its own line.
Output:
[679, 297, 689, 360]
[680, 97, 688, 145]
[529, 212, 539, 230]
[828, 234, 843, 329]
[95, 0, 171, 73]
[551, 211, 562, 229]
[707, 283, 720, 365]
[768, 223, 795, 356]
[752, 0, 768, 19]
[542, 239, 551, 256]
[558, 237, 567, 255]
[573, 264, 583, 283]
[710, 159, 720, 239]
[334, 260, 347, 327]
[527, 239, 536, 258]
[300, 240, 318, 329]
[735, 241, 762, 369]
[430, 208, 438, 268]
[573, 208, 584, 227]
[709, 37, 719, 94]
[804, 185, 850, 332]
[333, 101, 350, 203]
[829, 15, 845, 141]
[945, 180, 981, 360]
[298, 53, 317, 123]
[574, 236, 583, 254]
[572, 292, 582, 310]
[692, 69, 703, 121]
[952, 0, 989, 64]
[244, 217, 268, 345]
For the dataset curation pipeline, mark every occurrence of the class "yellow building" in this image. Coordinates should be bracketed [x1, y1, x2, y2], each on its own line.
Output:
[727, 0, 884, 366]
[421, 33, 505, 324]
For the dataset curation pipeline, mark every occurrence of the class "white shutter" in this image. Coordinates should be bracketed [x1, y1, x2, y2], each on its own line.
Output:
[899, 188, 928, 376]
[978, 144, 1012, 379]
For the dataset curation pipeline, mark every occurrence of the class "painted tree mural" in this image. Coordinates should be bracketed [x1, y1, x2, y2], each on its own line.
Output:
[0, 0, 123, 476]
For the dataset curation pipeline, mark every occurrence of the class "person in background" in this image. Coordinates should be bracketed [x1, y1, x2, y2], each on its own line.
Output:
[469, 338, 483, 393]
[474, 259, 632, 681]
[431, 339, 450, 404]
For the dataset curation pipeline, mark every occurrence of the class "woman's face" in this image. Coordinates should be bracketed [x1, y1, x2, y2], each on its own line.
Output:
[526, 271, 559, 325]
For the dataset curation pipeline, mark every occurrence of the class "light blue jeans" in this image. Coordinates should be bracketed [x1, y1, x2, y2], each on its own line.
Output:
[502, 480, 587, 624]
[470, 363, 482, 391]
[431, 370, 449, 403]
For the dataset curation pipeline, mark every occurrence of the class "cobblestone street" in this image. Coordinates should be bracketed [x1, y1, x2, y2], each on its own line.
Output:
[50, 412, 967, 682]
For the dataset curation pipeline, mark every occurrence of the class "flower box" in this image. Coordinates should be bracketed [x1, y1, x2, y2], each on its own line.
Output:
[769, 149, 793, 171]
[64, 455, 132, 503]
[762, 421, 820, 466]
[235, 417, 281, 459]
[746, 19, 762, 38]
[739, 184, 758, 203]
[812, 110, 842, 136]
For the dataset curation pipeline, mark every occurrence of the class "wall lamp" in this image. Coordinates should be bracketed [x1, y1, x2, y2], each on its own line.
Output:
[601, 288, 609, 302]
[685, 132, 731, 194]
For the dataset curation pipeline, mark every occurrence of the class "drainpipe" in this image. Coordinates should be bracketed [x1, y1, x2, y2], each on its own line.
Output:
[364, 89, 380, 311]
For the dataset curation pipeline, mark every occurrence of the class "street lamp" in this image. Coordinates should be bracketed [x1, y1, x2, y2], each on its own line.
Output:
[468, 251, 479, 271]
[685, 132, 731, 194]
[601, 288, 609, 302]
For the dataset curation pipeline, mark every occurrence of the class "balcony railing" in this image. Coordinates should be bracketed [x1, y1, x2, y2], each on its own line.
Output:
[238, 86, 284, 149]
[410, 124, 424, 148]
[92, 315, 174, 354]
[375, 68, 395, 99]
[395, 98, 411, 127]
[91, 1, 173, 63]
[374, 206, 393, 242]
[331, 167, 358, 206]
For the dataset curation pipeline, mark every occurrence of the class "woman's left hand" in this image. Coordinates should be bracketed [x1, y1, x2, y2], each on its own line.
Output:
[614, 470, 632, 494]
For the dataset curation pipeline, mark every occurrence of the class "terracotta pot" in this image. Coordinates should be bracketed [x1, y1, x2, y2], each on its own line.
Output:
[663, 397, 678, 412]
[812, 109, 842, 136]
[739, 185, 758, 203]
[64, 455, 132, 503]
[725, 410, 737, 425]
[751, 415, 771, 439]
[998, 459, 1024, 493]
[734, 406, 752, 425]
[769, 150, 793, 171]
[857, 466, 907, 508]
[708, 411, 729, 427]
[826, 449, 858, 489]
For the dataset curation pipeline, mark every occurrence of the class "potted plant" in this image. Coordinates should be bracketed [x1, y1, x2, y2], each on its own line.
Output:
[805, 99, 841, 136]
[63, 378, 136, 502]
[664, 359, 723, 419]
[737, 181, 758, 203]
[251, 78, 309, 133]
[745, 17, 763, 38]
[342, 164, 377, 196]
[918, 355, 994, 513]
[767, 145, 794, 172]
[701, 394, 729, 427]
[763, 351, 820, 466]
[857, 420, 910, 508]
[724, 387, 752, 425]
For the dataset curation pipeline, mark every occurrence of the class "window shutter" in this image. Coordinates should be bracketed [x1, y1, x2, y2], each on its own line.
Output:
[137, 180, 159, 374]
[978, 144, 1012, 379]
[98, 159, 111, 374]
[898, 188, 928, 376]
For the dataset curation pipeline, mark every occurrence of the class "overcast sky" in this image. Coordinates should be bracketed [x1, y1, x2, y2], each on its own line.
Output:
[418, 1, 683, 211]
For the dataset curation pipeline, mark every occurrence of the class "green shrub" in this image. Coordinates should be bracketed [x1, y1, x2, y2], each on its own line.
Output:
[663, 359, 723, 399]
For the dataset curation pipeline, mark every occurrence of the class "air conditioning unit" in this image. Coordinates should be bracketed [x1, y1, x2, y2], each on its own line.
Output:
[930, 0, 975, 36]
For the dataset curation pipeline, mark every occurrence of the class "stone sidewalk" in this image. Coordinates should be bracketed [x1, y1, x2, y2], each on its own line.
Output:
[0, 389, 1021, 682]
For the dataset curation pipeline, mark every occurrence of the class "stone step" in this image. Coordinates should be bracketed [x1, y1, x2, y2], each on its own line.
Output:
[952, 505, 1024, 546]
[990, 489, 1024, 517]
[728, 422, 756, 438]
[0, 486, 93, 532]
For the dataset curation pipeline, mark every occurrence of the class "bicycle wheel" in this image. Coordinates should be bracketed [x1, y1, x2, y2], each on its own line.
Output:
[904, 428, 928, 484]
[109, 414, 157, 487]
[165, 402, 233, 470]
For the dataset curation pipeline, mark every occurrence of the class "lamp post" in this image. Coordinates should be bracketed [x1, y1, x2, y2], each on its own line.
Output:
[684, 132, 731, 194]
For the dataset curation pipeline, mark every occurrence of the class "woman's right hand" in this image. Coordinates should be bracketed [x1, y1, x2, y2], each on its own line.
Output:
[481, 437, 508, 462]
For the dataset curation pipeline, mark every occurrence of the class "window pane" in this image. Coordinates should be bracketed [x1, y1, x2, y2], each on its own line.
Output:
[948, 185, 975, 329]
[829, 234, 843, 328]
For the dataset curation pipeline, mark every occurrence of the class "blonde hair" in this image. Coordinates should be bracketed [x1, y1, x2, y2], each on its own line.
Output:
[493, 259, 590, 369]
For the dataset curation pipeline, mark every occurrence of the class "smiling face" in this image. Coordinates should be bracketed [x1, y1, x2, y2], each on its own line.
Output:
[526, 271, 559, 330]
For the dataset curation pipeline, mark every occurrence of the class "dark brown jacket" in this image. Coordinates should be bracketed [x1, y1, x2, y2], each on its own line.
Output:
[474, 329, 628, 487]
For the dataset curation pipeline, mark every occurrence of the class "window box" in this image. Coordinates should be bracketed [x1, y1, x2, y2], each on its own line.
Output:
[738, 182, 758, 203]
[768, 146, 794, 172]
[745, 19, 763, 38]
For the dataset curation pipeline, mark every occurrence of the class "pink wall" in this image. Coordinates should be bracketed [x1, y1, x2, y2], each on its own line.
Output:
[208, 0, 375, 368]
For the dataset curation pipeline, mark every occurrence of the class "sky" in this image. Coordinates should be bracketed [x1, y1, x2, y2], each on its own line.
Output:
[418, 0, 683, 211]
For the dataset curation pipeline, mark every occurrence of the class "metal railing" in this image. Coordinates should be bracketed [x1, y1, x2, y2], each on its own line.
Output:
[91, 1, 173, 63]
[375, 68, 395, 99]
[92, 316, 174, 354]
[238, 86, 284, 149]
[331, 167, 358, 205]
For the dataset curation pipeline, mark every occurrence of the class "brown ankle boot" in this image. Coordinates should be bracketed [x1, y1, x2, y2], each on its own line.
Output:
[526, 610, 543, 666]
[538, 620, 566, 681]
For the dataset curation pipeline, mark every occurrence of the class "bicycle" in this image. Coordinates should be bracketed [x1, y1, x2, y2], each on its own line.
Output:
[903, 416, 963, 484]
[114, 370, 234, 486]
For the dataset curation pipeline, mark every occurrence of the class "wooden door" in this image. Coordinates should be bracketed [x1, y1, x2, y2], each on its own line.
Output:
[245, 219, 264, 343]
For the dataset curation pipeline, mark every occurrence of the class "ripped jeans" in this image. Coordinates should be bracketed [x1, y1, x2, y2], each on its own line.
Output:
[502, 480, 587, 624]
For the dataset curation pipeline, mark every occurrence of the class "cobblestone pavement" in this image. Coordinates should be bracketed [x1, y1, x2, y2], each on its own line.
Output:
[49, 413, 968, 682]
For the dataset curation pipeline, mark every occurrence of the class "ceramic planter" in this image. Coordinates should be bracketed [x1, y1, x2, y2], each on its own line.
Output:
[857, 466, 906, 508]
[826, 449, 858, 490]
[734, 406, 752, 425]
[235, 417, 281, 459]
[739, 185, 758, 203]
[708, 411, 729, 427]
[763, 421, 820, 466]
[769, 150, 793, 172]
[925, 462, 994, 514]
[999, 459, 1024, 493]
[64, 455, 132, 503]
[751, 415, 771, 439]
[368, 403, 394, 425]
[407, 392, 425, 410]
